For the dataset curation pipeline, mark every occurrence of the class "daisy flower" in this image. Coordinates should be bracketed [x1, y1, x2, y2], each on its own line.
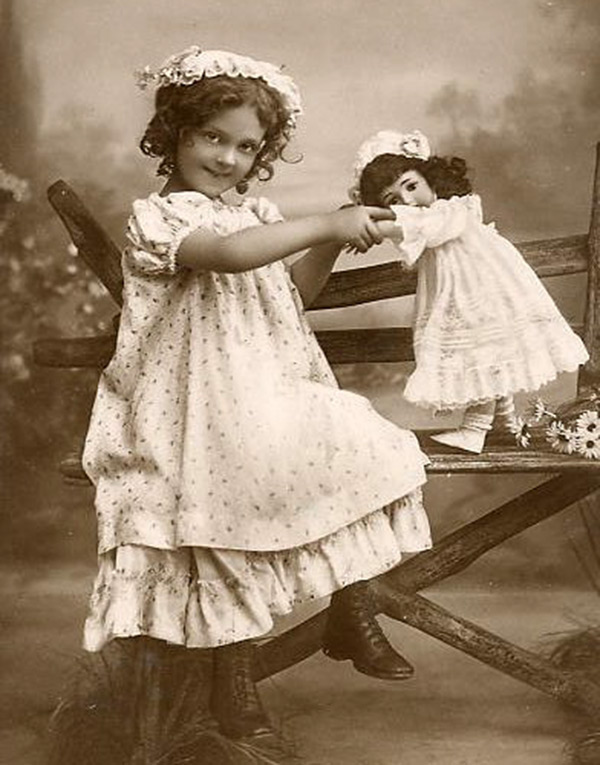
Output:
[527, 397, 558, 423]
[575, 410, 600, 439]
[511, 417, 531, 449]
[577, 432, 600, 460]
[545, 420, 579, 455]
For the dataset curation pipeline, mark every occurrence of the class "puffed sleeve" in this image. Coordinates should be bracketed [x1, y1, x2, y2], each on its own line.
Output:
[387, 196, 476, 266]
[125, 196, 217, 275]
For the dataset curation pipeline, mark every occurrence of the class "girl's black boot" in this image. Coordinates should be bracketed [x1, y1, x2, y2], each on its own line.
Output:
[322, 581, 414, 680]
[210, 641, 273, 739]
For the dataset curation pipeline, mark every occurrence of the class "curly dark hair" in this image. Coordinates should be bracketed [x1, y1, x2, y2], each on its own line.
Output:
[359, 153, 472, 206]
[140, 75, 294, 188]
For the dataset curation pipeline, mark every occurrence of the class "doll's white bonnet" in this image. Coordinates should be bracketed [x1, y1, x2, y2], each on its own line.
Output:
[349, 129, 431, 203]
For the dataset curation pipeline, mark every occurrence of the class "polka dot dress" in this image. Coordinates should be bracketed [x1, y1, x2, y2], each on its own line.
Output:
[82, 191, 431, 650]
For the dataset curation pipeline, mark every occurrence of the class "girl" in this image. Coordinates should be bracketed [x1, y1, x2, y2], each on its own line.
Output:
[350, 129, 589, 454]
[82, 49, 432, 740]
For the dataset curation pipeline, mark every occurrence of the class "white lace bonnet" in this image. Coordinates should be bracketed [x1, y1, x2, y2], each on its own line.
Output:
[349, 129, 431, 203]
[135, 46, 303, 130]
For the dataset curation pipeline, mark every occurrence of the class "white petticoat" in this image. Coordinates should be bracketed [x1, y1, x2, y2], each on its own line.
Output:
[83, 488, 429, 651]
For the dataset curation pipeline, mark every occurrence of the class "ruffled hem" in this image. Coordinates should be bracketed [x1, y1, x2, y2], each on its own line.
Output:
[404, 325, 589, 411]
[83, 488, 430, 652]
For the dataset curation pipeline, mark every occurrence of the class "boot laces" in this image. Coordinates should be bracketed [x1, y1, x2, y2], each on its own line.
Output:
[230, 653, 261, 711]
[349, 596, 389, 648]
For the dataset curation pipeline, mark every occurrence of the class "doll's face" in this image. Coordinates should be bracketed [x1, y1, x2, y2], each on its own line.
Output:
[380, 169, 436, 208]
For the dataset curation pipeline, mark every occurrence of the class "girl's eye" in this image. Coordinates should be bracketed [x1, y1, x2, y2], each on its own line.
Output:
[202, 131, 220, 144]
[406, 183, 417, 192]
[239, 142, 259, 155]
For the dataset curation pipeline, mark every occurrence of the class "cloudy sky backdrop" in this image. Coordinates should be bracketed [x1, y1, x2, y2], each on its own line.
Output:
[20, 0, 600, 237]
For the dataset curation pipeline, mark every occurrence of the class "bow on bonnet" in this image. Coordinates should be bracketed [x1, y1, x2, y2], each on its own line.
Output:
[135, 46, 303, 129]
[349, 129, 431, 203]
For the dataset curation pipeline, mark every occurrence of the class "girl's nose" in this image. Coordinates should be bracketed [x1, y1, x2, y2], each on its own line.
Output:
[217, 146, 236, 167]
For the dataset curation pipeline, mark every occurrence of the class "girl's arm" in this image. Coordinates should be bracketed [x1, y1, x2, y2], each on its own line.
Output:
[177, 206, 395, 273]
[289, 242, 343, 307]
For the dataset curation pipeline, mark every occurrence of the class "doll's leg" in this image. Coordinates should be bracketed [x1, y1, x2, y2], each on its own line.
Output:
[323, 580, 414, 680]
[493, 395, 519, 433]
[210, 639, 272, 739]
[430, 400, 495, 454]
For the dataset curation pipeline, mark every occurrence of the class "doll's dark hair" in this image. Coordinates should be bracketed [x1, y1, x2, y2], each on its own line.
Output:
[359, 153, 472, 206]
[140, 74, 294, 189]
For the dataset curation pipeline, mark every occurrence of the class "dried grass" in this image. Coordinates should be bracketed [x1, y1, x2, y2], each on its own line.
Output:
[549, 488, 600, 764]
[46, 638, 301, 765]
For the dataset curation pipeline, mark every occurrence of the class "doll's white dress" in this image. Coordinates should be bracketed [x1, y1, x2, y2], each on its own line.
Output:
[82, 191, 431, 651]
[388, 194, 589, 411]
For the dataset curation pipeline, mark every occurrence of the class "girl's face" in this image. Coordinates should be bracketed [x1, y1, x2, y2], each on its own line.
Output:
[379, 169, 436, 208]
[171, 103, 266, 197]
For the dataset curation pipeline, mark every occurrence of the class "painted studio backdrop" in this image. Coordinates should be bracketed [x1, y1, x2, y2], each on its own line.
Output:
[1, 1, 600, 763]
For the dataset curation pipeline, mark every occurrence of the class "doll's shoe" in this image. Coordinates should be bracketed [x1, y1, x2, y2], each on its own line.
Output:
[323, 582, 414, 680]
[211, 641, 273, 739]
[430, 427, 487, 454]
[431, 402, 495, 453]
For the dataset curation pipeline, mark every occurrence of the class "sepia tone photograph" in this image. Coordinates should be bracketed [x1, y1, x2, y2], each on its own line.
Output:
[2, 1, 600, 763]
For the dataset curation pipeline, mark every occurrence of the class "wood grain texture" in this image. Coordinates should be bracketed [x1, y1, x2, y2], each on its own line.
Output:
[310, 234, 589, 310]
[375, 586, 600, 716]
[33, 327, 416, 367]
[32, 334, 117, 368]
[32, 322, 585, 369]
[423, 444, 600, 473]
[47, 181, 124, 306]
[580, 142, 600, 392]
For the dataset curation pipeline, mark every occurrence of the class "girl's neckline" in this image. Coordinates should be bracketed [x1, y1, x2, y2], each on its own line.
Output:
[153, 189, 248, 208]
[157, 189, 217, 201]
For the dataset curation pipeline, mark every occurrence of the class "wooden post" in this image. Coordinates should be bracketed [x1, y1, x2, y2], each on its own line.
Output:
[47, 181, 124, 306]
[580, 141, 600, 393]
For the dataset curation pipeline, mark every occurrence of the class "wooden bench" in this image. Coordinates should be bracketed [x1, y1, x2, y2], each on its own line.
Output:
[34, 145, 600, 719]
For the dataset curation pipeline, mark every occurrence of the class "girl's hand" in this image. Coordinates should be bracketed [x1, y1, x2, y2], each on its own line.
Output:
[330, 206, 396, 253]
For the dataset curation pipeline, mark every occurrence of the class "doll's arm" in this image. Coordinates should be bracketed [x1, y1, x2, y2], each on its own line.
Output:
[391, 202, 469, 246]
[376, 213, 424, 267]
[376, 202, 470, 265]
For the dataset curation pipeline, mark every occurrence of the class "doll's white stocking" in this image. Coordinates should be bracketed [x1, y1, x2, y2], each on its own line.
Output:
[493, 395, 519, 434]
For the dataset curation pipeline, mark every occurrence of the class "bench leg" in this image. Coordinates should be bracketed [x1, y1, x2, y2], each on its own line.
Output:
[256, 474, 600, 681]
[375, 584, 600, 717]
[386, 473, 600, 592]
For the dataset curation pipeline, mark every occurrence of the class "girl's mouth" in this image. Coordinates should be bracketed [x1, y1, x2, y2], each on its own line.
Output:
[205, 167, 232, 179]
